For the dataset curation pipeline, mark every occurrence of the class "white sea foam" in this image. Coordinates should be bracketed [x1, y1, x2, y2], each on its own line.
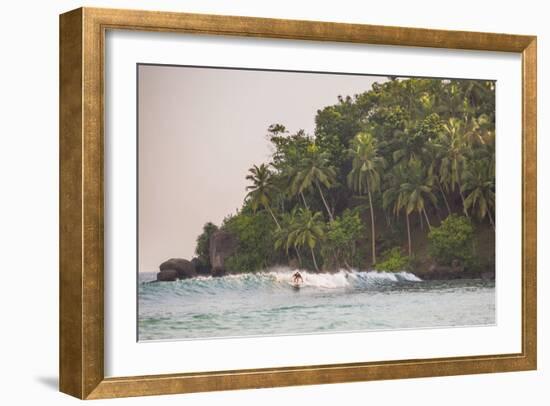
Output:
[140, 267, 422, 291]
[264, 266, 421, 289]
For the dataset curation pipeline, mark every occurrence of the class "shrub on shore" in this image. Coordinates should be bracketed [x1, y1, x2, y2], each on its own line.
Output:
[428, 215, 474, 266]
[223, 210, 280, 273]
[376, 247, 411, 272]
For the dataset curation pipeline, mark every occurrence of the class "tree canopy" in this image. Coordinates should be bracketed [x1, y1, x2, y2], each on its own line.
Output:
[197, 77, 495, 272]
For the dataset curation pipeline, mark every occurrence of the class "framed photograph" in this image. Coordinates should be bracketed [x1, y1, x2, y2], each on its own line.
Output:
[59, 7, 537, 399]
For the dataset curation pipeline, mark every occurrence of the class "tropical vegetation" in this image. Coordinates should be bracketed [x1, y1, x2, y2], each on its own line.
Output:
[196, 77, 496, 273]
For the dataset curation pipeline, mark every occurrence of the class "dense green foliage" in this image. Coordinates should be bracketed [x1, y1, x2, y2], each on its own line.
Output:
[222, 210, 280, 273]
[196, 77, 495, 272]
[376, 247, 411, 272]
[322, 209, 364, 269]
[428, 215, 475, 265]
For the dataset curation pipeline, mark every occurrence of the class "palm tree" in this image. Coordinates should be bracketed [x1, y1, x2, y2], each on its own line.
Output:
[462, 160, 495, 229]
[347, 132, 386, 264]
[399, 158, 438, 232]
[392, 129, 429, 165]
[290, 145, 337, 221]
[274, 209, 302, 265]
[289, 208, 325, 271]
[424, 137, 452, 216]
[439, 118, 471, 216]
[383, 164, 412, 256]
[245, 164, 281, 229]
[280, 161, 309, 210]
[461, 80, 496, 120]
[437, 81, 466, 119]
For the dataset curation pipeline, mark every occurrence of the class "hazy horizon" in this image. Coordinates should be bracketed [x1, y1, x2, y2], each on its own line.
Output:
[138, 65, 385, 272]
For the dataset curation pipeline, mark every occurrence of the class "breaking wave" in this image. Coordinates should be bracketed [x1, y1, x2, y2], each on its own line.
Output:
[267, 267, 421, 288]
[140, 267, 421, 295]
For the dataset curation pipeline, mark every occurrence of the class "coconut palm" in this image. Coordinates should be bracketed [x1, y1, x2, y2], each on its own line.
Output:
[280, 160, 309, 210]
[289, 208, 325, 271]
[439, 118, 471, 216]
[462, 160, 495, 229]
[245, 164, 281, 229]
[461, 80, 496, 120]
[383, 164, 413, 256]
[290, 145, 337, 221]
[347, 132, 386, 264]
[463, 114, 494, 147]
[274, 209, 302, 265]
[437, 81, 466, 118]
[425, 137, 452, 216]
[392, 129, 429, 165]
[399, 158, 438, 231]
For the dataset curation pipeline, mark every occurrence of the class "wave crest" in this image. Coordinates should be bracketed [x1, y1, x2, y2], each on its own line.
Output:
[141, 267, 421, 295]
[267, 266, 421, 289]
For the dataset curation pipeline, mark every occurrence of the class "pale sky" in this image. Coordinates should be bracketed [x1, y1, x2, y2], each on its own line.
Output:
[138, 64, 385, 272]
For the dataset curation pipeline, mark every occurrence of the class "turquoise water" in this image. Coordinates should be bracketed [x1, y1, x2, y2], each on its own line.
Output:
[138, 268, 495, 341]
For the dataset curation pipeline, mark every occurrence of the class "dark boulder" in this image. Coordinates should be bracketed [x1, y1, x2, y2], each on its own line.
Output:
[418, 260, 494, 280]
[211, 267, 226, 277]
[156, 269, 178, 282]
[159, 258, 197, 279]
[209, 230, 238, 276]
[191, 257, 211, 275]
[418, 261, 466, 280]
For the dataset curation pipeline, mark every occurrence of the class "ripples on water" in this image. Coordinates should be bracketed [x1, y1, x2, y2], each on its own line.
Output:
[138, 267, 495, 341]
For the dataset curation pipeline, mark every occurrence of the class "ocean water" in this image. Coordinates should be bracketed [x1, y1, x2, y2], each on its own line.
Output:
[138, 267, 495, 341]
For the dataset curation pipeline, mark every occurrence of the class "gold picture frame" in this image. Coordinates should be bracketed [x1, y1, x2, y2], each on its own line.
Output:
[59, 7, 537, 399]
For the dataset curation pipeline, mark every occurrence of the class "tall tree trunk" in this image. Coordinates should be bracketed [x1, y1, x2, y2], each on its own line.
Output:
[316, 182, 334, 222]
[437, 179, 452, 215]
[406, 212, 412, 256]
[300, 192, 309, 210]
[294, 247, 303, 266]
[333, 250, 339, 269]
[365, 178, 376, 265]
[310, 247, 320, 272]
[266, 205, 281, 229]
[422, 207, 432, 230]
[457, 179, 469, 217]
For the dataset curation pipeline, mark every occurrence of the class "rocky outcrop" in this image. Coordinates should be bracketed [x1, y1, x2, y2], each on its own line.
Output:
[159, 258, 197, 279]
[209, 230, 238, 277]
[417, 260, 489, 280]
[156, 269, 178, 282]
[191, 257, 212, 275]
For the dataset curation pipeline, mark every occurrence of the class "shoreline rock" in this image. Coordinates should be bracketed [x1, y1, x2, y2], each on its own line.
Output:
[156, 269, 178, 282]
[209, 230, 238, 277]
[415, 260, 494, 281]
[159, 258, 197, 279]
[191, 257, 212, 276]
[154, 258, 494, 281]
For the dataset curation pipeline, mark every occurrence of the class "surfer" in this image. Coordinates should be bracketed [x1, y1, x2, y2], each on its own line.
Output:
[292, 271, 303, 284]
